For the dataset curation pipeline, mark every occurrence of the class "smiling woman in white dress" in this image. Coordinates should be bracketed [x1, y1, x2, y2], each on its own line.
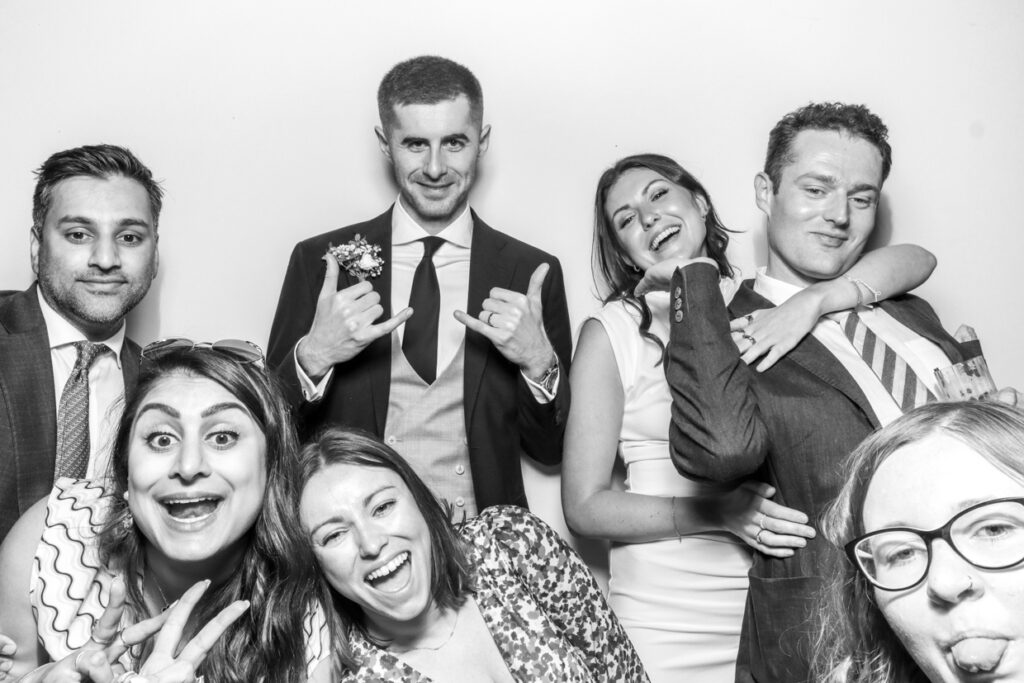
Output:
[562, 153, 937, 682]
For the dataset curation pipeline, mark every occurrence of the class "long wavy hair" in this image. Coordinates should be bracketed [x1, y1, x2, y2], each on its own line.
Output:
[593, 153, 734, 357]
[96, 348, 310, 683]
[287, 427, 473, 675]
[813, 401, 1024, 682]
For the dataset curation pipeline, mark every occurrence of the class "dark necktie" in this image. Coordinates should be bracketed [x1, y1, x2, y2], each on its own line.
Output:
[55, 341, 109, 479]
[403, 236, 444, 384]
[841, 311, 935, 412]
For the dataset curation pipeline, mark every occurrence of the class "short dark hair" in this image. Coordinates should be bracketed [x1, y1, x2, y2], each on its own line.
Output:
[593, 153, 734, 358]
[293, 427, 472, 673]
[32, 144, 164, 232]
[764, 102, 892, 193]
[377, 55, 483, 132]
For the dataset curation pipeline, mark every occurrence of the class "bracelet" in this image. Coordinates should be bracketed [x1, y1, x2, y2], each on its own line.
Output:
[671, 496, 683, 542]
[842, 275, 881, 306]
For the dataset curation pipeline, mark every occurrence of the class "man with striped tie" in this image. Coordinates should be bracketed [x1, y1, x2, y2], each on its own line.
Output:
[0, 145, 161, 542]
[662, 103, 982, 683]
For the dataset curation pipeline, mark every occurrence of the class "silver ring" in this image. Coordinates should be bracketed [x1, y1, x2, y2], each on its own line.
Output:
[742, 333, 757, 346]
[485, 311, 494, 326]
[756, 529, 765, 545]
[967, 575, 975, 592]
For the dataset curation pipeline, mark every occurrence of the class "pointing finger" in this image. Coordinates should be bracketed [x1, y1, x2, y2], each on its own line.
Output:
[527, 263, 549, 299]
[367, 307, 413, 338]
[319, 253, 341, 300]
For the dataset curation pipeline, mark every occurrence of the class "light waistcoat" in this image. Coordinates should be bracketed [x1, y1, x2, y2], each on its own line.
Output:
[385, 334, 477, 519]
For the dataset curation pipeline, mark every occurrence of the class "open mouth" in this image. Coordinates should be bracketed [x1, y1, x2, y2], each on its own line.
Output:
[159, 496, 223, 521]
[365, 551, 411, 592]
[650, 226, 680, 252]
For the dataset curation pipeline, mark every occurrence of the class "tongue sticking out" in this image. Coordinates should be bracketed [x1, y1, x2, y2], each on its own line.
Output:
[164, 499, 219, 519]
[951, 638, 1008, 674]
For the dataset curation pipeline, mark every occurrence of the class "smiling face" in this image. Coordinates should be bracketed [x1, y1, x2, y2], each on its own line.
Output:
[31, 175, 159, 341]
[300, 463, 436, 638]
[375, 95, 490, 235]
[756, 128, 883, 287]
[863, 433, 1024, 681]
[604, 167, 709, 271]
[127, 374, 267, 571]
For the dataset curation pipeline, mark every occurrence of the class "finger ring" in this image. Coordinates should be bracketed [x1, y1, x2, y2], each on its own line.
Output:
[485, 311, 494, 326]
[75, 650, 90, 670]
[745, 314, 754, 325]
[742, 333, 756, 345]
[759, 514, 767, 530]
[756, 529, 765, 544]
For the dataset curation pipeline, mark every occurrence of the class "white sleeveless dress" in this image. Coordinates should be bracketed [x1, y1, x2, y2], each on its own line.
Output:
[592, 289, 751, 682]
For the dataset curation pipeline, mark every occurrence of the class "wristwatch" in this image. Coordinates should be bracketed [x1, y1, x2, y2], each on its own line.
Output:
[532, 357, 560, 394]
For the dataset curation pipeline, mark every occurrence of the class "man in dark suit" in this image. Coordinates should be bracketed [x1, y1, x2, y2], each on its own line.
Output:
[268, 56, 570, 516]
[660, 103, 980, 682]
[0, 144, 161, 541]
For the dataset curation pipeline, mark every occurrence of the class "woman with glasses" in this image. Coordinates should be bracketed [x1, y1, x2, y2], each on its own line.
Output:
[815, 401, 1024, 682]
[0, 341, 327, 682]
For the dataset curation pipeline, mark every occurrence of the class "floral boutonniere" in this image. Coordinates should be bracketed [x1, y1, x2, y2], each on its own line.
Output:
[326, 234, 384, 281]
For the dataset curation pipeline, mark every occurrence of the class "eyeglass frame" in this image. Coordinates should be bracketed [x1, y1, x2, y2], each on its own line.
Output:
[845, 496, 1024, 592]
[140, 338, 265, 367]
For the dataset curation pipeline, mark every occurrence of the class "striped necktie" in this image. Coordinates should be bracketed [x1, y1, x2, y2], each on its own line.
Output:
[841, 311, 935, 412]
[54, 341, 109, 479]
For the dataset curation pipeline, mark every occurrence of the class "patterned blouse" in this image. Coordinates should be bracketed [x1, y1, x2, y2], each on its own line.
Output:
[30, 478, 329, 678]
[341, 506, 649, 682]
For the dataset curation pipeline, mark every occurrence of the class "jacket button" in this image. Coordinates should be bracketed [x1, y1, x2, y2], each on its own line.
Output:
[674, 311, 683, 323]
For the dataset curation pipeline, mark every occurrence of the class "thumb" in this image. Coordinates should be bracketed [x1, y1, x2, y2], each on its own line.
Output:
[527, 263, 550, 299]
[319, 253, 341, 299]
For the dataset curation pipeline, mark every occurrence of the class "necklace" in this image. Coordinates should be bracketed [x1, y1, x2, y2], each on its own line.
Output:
[149, 573, 170, 612]
[387, 607, 460, 654]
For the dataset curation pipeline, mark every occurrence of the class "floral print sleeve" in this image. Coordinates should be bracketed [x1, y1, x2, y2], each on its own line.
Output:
[462, 506, 649, 683]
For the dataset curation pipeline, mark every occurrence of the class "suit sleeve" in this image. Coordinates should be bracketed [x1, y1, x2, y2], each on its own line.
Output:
[665, 262, 769, 481]
[517, 257, 572, 466]
[267, 242, 321, 408]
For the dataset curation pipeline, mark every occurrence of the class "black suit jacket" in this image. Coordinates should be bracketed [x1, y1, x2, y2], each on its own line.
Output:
[267, 208, 572, 509]
[664, 263, 977, 683]
[0, 285, 141, 541]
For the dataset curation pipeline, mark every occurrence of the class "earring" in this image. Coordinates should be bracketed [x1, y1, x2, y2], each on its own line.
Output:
[120, 490, 134, 532]
[631, 264, 641, 273]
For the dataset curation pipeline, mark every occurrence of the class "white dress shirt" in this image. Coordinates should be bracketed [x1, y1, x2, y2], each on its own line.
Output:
[37, 289, 126, 480]
[754, 269, 951, 426]
[297, 199, 556, 401]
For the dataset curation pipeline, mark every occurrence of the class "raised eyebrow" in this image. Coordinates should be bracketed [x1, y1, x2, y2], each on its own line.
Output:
[135, 402, 181, 419]
[200, 401, 250, 419]
[611, 178, 664, 218]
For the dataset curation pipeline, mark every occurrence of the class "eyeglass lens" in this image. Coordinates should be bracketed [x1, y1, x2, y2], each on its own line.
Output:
[854, 500, 1024, 590]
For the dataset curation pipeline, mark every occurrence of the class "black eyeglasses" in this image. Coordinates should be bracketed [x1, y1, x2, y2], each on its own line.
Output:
[141, 338, 265, 367]
[845, 497, 1024, 591]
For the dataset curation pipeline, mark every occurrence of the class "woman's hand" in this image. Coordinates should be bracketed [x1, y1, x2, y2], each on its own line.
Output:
[0, 632, 15, 681]
[719, 482, 816, 558]
[730, 287, 826, 372]
[634, 257, 710, 297]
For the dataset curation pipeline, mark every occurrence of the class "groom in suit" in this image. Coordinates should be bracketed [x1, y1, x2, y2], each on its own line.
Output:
[662, 103, 981, 682]
[268, 56, 571, 517]
[0, 144, 161, 541]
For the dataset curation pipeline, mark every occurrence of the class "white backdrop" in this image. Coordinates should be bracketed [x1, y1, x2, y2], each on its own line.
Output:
[2, 0, 1022, 576]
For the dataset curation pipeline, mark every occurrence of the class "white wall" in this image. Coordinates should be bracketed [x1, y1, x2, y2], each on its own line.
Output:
[2, 0, 1022, 575]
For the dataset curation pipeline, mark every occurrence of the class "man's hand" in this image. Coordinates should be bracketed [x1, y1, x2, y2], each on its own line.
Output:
[297, 254, 412, 379]
[454, 263, 555, 378]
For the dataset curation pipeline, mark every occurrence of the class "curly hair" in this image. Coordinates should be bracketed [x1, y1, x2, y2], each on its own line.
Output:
[593, 153, 734, 358]
[377, 55, 483, 133]
[286, 427, 473, 675]
[813, 401, 1024, 682]
[764, 102, 892, 192]
[96, 348, 310, 683]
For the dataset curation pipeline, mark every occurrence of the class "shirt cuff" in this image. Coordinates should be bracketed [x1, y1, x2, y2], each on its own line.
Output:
[521, 364, 559, 404]
[295, 337, 334, 402]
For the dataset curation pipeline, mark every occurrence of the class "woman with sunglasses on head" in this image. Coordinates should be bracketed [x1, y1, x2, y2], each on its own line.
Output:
[815, 401, 1024, 683]
[562, 153, 938, 681]
[0, 340, 327, 682]
[281, 427, 648, 682]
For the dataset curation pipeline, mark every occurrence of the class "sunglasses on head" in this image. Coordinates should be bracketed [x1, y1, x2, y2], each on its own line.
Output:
[141, 338, 265, 367]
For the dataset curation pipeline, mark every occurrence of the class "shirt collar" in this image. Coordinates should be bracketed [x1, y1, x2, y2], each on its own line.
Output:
[36, 286, 125, 368]
[753, 267, 806, 307]
[391, 198, 474, 248]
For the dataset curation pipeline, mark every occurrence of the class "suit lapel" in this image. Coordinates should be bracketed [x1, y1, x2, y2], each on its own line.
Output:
[357, 210, 395, 435]
[733, 283, 881, 428]
[464, 215, 513, 427]
[0, 286, 58, 502]
[879, 298, 965, 363]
